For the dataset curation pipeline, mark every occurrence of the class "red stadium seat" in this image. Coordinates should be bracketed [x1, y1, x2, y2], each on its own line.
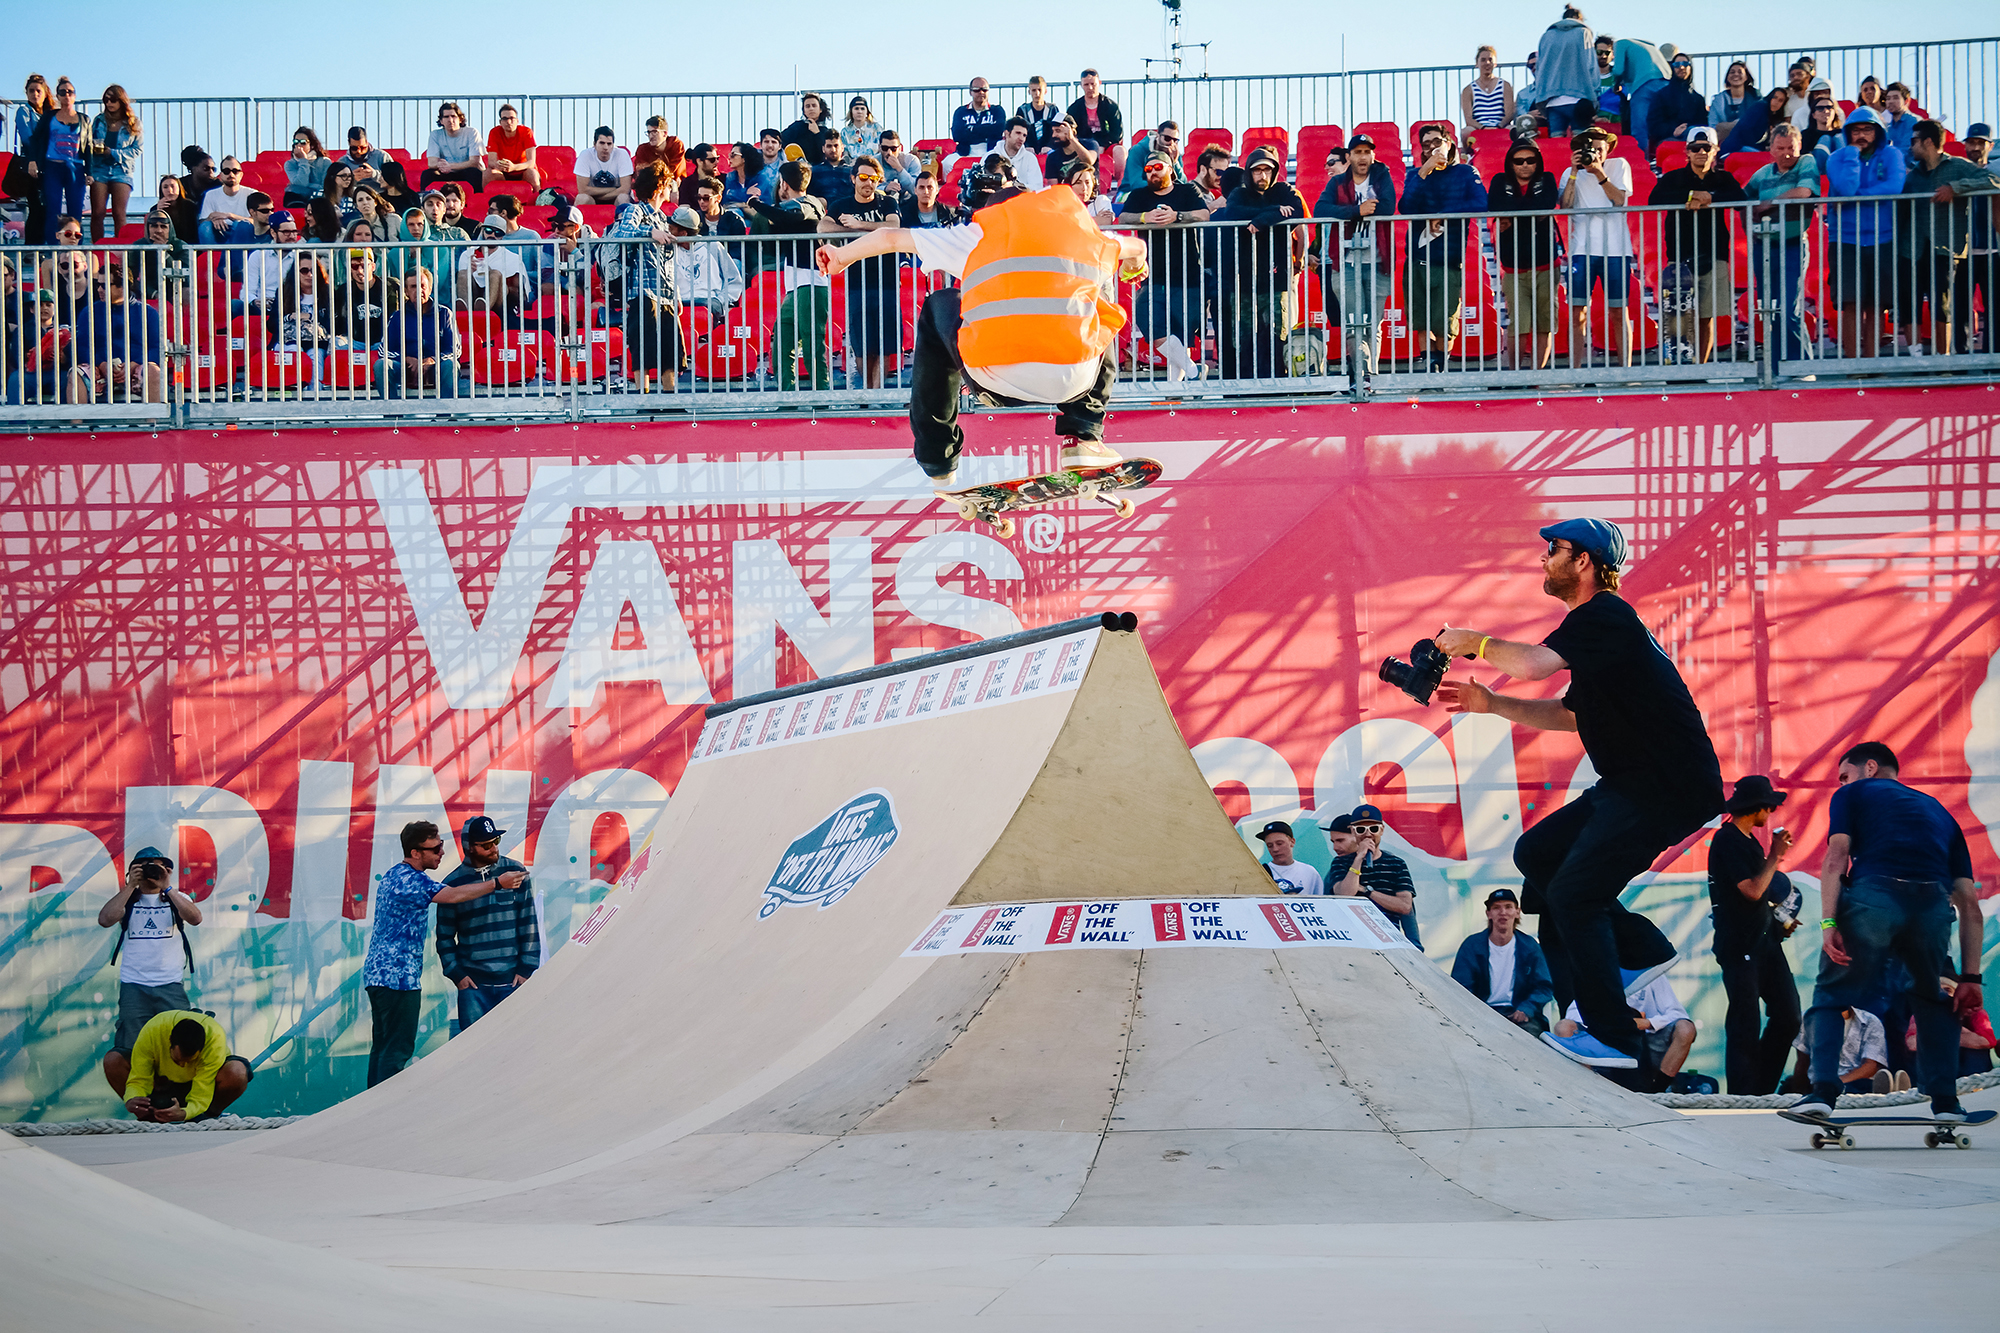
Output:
[325, 347, 378, 390]
[246, 346, 307, 392]
[1724, 152, 1771, 186]
[468, 336, 538, 385]
[940, 159, 978, 207]
[1656, 140, 1689, 174]
[538, 146, 577, 183]
[1353, 121, 1404, 164]
[1295, 125, 1347, 205]
[688, 305, 754, 380]
[1182, 128, 1233, 179]
[1239, 127, 1290, 178]
[577, 204, 616, 231]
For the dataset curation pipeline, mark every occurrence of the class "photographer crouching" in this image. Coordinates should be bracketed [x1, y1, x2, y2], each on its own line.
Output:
[1423, 519, 1724, 1076]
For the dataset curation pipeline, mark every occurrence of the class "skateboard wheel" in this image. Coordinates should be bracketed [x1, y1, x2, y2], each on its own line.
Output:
[954, 501, 979, 522]
[1810, 1133, 1825, 1150]
[1840, 1134, 1856, 1150]
[1925, 1132, 1939, 1148]
[1957, 1134, 1971, 1149]
[1113, 495, 1137, 519]
[992, 517, 1016, 540]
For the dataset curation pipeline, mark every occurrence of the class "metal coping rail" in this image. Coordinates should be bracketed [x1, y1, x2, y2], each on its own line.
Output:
[707, 612, 1137, 719]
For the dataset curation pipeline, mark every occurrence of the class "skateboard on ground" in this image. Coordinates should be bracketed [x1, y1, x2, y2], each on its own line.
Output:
[940, 458, 1163, 538]
[1777, 1107, 1996, 1150]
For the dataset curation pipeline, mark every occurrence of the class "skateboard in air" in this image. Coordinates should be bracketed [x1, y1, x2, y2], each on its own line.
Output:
[1777, 1106, 1996, 1150]
[940, 458, 1163, 538]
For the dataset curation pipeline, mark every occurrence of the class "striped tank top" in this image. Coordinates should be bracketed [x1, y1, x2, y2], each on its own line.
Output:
[1471, 81, 1506, 128]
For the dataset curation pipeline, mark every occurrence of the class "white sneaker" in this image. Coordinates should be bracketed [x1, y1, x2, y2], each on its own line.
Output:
[1059, 437, 1122, 470]
[928, 468, 959, 492]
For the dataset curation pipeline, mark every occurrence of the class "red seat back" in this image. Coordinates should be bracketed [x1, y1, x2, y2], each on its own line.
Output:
[1182, 127, 1233, 179]
[1239, 127, 1290, 179]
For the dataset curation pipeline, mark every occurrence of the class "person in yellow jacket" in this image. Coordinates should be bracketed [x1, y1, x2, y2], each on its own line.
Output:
[122, 1009, 253, 1122]
[815, 156, 1150, 488]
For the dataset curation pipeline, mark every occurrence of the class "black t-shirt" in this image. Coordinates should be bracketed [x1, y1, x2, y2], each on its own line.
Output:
[1543, 591, 1724, 819]
[1707, 821, 1771, 956]
[826, 193, 900, 290]
[1066, 95, 1124, 150]
[1122, 182, 1206, 286]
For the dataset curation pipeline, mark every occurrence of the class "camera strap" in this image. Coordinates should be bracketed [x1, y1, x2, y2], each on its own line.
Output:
[109, 890, 197, 976]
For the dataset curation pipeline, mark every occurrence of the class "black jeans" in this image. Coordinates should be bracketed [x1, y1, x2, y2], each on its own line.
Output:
[1716, 939, 1801, 1094]
[908, 287, 1116, 480]
[1514, 784, 1700, 1059]
[366, 986, 422, 1088]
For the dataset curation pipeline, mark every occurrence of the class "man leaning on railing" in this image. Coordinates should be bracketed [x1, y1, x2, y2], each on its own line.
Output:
[1899, 119, 2000, 358]
[1744, 123, 1822, 367]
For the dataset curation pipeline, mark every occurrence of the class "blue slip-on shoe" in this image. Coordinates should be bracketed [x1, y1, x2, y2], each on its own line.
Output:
[1541, 1028, 1639, 1069]
[1786, 1092, 1836, 1119]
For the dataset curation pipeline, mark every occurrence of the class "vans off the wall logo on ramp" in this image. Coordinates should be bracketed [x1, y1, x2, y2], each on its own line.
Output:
[761, 790, 901, 918]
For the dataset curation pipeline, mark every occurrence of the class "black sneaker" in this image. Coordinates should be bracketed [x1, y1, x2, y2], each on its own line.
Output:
[1787, 1092, 1835, 1119]
[1932, 1101, 1968, 1124]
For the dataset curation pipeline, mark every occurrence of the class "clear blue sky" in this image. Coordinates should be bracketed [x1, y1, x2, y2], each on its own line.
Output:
[8, 4, 1992, 99]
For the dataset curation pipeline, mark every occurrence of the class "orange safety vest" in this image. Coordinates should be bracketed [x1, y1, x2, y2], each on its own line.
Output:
[956, 187, 1125, 375]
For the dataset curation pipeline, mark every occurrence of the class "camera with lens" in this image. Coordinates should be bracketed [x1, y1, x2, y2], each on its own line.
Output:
[1379, 636, 1454, 705]
[138, 862, 169, 884]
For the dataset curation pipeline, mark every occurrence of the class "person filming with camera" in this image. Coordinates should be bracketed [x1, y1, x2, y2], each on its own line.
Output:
[97, 844, 202, 1100]
[1428, 518, 1724, 1076]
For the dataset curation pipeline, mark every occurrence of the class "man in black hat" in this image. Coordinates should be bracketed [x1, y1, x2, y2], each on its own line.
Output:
[1708, 774, 1801, 1094]
[1434, 515, 1724, 1074]
[436, 816, 539, 1035]
[1255, 821, 1324, 896]
[1451, 889, 1555, 1035]
[97, 845, 202, 1097]
[1326, 804, 1420, 945]
[1213, 146, 1309, 378]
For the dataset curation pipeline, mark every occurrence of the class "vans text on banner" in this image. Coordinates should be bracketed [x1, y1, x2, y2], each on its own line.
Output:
[903, 896, 1416, 957]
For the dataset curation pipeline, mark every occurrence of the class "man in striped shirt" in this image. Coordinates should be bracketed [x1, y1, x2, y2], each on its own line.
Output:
[436, 816, 539, 1036]
[1326, 803, 1421, 946]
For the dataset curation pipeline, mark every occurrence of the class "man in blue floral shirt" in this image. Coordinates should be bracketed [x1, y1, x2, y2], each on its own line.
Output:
[362, 821, 507, 1088]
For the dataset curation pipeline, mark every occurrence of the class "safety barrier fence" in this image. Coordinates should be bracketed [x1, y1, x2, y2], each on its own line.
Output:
[3, 184, 1995, 428]
[15, 38, 1994, 218]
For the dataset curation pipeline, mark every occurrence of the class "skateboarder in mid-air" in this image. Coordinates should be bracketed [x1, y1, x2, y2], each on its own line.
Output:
[814, 156, 1151, 491]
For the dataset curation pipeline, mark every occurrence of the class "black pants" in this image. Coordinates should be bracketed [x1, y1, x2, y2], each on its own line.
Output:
[1716, 939, 1800, 1095]
[622, 291, 685, 379]
[366, 986, 421, 1088]
[1514, 784, 1699, 1060]
[909, 287, 1115, 480]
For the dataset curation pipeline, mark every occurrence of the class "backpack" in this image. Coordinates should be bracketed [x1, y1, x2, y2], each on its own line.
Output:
[1285, 326, 1328, 377]
[109, 887, 196, 976]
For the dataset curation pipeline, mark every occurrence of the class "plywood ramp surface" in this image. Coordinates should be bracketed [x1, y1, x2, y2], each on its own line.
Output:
[111, 621, 2000, 1235]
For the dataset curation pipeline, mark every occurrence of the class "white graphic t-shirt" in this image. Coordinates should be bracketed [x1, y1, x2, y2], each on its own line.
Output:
[1268, 861, 1326, 896]
[120, 892, 186, 985]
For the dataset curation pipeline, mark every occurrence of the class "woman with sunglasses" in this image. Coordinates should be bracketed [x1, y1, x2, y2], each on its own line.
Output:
[22, 76, 91, 243]
[84, 85, 143, 242]
[1487, 140, 1560, 369]
[10, 75, 54, 244]
[1718, 85, 1792, 158]
[283, 127, 329, 208]
[310, 164, 360, 242]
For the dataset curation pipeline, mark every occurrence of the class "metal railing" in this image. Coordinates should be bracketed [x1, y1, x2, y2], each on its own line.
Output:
[4, 180, 1996, 428]
[11, 39, 1993, 207]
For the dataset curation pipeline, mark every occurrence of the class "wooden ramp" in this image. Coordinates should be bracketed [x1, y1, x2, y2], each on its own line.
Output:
[96, 616, 1991, 1243]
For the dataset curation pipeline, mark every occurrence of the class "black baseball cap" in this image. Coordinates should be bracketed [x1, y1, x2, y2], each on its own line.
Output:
[1321, 813, 1354, 834]
[460, 815, 507, 845]
[1347, 133, 1375, 150]
[1484, 888, 1520, 907]
[1349, 804, 1385, 824]
[1256, 820, 1296, 841]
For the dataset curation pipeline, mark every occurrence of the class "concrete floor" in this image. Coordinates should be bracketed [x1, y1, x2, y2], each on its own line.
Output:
[37, 1087, 1996, 1331]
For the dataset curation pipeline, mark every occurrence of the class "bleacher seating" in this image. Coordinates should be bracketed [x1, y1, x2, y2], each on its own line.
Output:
[1239, 127, 1290, 179]
[1182, 128, 1232, 180]
[1295, 125, 1345, 206]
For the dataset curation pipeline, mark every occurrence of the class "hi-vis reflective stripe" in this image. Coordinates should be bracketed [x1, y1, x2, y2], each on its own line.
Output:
[960, 254, 1107, 294]
[960, 293, 1098, 322]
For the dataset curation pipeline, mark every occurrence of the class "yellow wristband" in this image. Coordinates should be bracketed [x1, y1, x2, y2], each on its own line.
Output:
[1476, 635, 1491, 660]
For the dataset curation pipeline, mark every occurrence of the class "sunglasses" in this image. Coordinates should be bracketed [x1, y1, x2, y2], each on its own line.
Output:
[1546, 539, 1574, 556]
[220, 167, 243, 175]
[1687, 143, 1715, 152]
[1509, 155, 1538, 165]
[417, 842, 444, 853]
[853, 171, 883, 182]
[1351, 823, 1385, 836]
[293, 138, 311, 146]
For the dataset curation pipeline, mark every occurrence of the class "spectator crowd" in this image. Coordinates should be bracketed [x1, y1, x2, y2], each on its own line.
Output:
[5, 19, 1997, 406]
